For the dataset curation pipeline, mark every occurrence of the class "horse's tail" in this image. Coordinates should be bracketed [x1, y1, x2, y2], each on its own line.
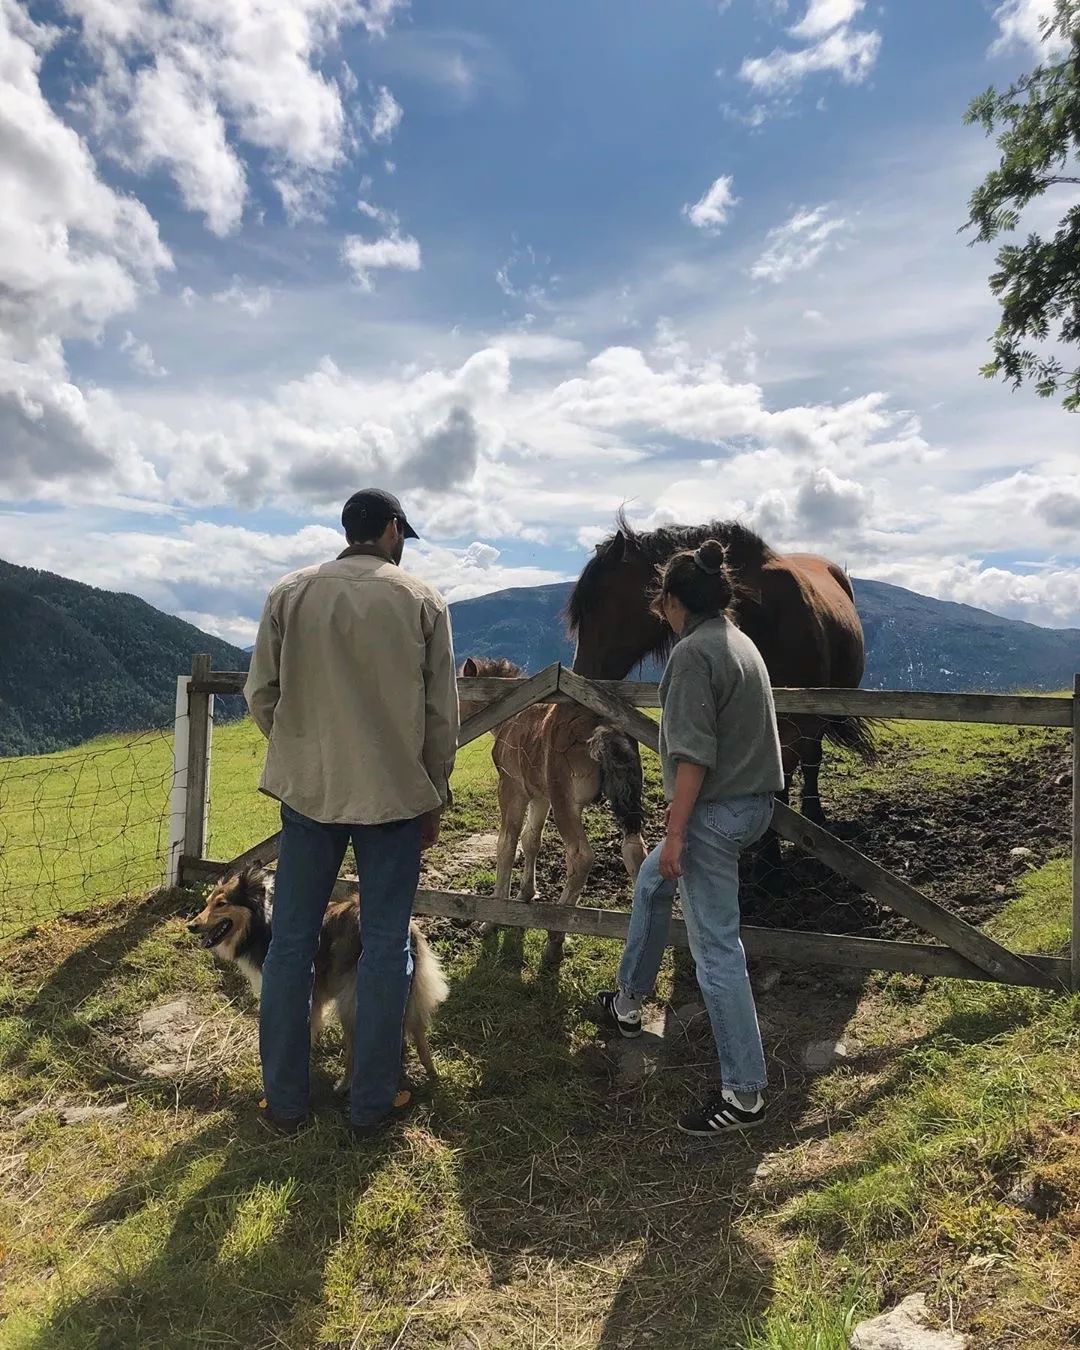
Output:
[822, 715, 880, 764]
[588, 726, 645, 836]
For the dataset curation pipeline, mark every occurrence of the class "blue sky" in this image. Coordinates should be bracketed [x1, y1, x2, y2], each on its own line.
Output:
[1, 0, 1078, 645]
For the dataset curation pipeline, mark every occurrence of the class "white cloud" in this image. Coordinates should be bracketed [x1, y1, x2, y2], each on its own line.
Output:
[740, 18, 881, 93]
[789, 0, 864, 40]
[683, 175, 739, 232]
[989, 0, 1071, 58]
[211, 279, 273, 317]
[860, 557, 1080, 631]
[123, 55, 248, 236]
[489, 332, 585, 362]
[794, 465, 870, 529]
[751, 205, 849, 282]
[356, 0, 409, 38]
[120, 330, 167, 377]
[369, 85, 403, 141]
[342, 230, 422, 290]
[0, 2, 171, 362]
[357, 197, 397, 225]
[494, 242, 556, 305]
[0, 516, 565, 641]
[64, 0, 406, 232]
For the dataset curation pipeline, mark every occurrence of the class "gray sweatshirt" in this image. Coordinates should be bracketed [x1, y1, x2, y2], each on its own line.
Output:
[658, 615, 785, 802]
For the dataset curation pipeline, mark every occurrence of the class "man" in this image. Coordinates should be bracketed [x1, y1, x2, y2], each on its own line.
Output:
[244, 488, 459, 1138]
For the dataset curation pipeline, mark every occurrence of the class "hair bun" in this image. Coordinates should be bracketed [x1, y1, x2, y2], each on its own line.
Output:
[693, 540, 727, 575]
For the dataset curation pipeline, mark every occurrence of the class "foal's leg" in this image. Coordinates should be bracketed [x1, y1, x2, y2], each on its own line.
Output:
[620, 830, 646, 886]
[516, 796, 550, 903]
[542, 789, 595, 968]
[494, 774, 529, 901]
[477, 775, 529, 940]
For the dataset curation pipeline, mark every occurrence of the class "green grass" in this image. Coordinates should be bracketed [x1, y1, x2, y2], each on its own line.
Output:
[0, 695, 1071, 1342]
[1, 734, 1077, 1350]
[0, 720, 502, 936]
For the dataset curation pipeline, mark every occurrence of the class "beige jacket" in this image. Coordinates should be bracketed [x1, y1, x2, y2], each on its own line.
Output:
[245, 551, 459, 825]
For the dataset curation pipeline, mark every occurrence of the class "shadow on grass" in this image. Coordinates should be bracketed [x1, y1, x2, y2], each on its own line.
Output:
[8, 887, 1049, 1348]
[27, 1110, 394, 1349]
[2, 891, 184, 1088]
[429, 923, 869, 1348]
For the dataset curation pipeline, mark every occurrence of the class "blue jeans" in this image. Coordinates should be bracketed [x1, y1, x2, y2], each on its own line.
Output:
[260, 803, 423, 1126]
[617, 794, 773, 1093]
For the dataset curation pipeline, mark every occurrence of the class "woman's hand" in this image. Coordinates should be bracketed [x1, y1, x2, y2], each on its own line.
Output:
[659, 830, 685, 881]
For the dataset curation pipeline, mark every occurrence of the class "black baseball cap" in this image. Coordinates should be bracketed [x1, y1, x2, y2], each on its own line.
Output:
[341, 488, 419, 540]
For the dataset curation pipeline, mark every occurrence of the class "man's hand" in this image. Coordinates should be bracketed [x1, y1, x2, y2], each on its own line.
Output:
[659, 830, 685, 881]
[421, 808, 443, 851]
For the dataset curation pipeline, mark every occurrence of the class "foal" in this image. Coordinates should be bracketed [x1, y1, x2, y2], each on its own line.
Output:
[461, 657, 647, 965]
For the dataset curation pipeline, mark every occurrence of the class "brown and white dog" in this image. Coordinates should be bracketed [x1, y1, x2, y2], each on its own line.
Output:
[188, 867, 448, 1080]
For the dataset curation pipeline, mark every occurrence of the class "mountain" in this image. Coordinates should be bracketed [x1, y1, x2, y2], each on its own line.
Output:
[449, 578, 1080, 693]
[4, 558, 1076, 759]
[450, 582, 576, 674]
[0, 560, 248, 757]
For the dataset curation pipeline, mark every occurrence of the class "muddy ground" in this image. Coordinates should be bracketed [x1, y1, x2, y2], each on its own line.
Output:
[457, 740, 1073, 946]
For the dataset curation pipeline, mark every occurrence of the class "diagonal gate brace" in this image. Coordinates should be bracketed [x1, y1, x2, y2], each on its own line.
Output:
[770, 801, 1047, 987]
[557, 665, 1046, 988]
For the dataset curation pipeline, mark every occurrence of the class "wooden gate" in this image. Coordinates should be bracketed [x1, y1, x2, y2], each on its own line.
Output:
[176, 659, 1079, 992]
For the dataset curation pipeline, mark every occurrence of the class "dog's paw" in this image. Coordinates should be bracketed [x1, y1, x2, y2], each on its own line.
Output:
[333, 1074, 349, 1097]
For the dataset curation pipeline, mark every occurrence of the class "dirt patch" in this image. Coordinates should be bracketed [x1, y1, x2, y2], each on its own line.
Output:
[421, 831, 499, 889]
[122, 996, 255, 1080]
[546, 740, 1072, 944]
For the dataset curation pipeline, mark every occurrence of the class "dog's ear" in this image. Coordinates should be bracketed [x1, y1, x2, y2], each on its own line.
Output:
[462, 657, 478, 677]
[230, 866, 260, 903]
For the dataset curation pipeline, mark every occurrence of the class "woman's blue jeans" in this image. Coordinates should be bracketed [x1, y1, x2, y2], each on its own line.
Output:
[617, 794, 773, 1093]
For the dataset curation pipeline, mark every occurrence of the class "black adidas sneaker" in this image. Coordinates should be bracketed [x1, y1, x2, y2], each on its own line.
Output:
[677, 1088, 765, 1136]
[591, 990, 643, 1039]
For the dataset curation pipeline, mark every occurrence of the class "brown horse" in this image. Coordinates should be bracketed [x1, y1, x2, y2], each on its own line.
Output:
[567, 513, 874, 826]
[461, 656, 647, 965]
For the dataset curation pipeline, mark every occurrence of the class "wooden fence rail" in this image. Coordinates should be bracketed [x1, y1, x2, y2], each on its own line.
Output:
[175, 657, 1080, 992]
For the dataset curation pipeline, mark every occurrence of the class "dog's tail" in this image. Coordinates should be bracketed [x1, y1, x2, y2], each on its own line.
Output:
[406, 922, 449, 1041]
[588, 725, 645, 837]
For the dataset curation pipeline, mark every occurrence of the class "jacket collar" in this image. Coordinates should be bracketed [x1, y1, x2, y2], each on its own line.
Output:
[337, 543, 397, 565]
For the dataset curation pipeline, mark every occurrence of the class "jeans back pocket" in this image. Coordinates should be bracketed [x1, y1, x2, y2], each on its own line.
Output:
[706, 795, 774, 847]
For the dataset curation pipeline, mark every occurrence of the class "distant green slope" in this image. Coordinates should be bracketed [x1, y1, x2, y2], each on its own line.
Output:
[0, 560, 248, 757]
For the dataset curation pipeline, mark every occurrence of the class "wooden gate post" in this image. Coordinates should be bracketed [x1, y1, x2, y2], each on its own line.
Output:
[183, 653, 213, 871]
[1072, 674, 1080, 991]
[166, 674, 190, 889]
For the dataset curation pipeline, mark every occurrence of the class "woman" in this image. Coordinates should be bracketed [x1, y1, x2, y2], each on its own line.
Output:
[593, 539, 784, 1135]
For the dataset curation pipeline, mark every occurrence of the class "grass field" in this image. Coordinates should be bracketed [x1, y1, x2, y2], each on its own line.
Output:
[0, 710, 1077, 1347]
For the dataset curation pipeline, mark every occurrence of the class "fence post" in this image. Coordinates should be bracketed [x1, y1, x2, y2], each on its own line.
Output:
[165, 675, 190, 889]
[182, 653, 214, 876]
[1072, 674, 1080, 992]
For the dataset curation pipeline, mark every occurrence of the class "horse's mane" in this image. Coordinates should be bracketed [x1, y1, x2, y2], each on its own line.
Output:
[462, 656, 525, 678]
[566, 509, 773, 636]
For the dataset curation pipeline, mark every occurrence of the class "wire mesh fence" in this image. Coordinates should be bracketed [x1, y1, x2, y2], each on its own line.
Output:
[0, 728, 176, 937]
